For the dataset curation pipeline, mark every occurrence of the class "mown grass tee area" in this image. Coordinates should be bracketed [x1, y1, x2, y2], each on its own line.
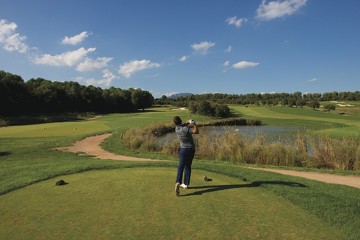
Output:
[1, 104, 360, 239]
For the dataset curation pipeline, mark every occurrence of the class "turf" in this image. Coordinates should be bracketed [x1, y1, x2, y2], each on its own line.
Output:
[230, 105, 360, 138]
[0, 168, 347, 240]
[1, 105, 360, 239]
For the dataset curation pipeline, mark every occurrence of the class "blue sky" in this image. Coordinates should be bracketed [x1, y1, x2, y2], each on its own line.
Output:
[1, 0, 359, 98]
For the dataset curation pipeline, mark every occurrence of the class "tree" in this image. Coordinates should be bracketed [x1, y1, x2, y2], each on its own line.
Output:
[308, 100, 320, 110]
[0, 71, 28, 115]
[214, 104, 230, 118]
[131, 89, 154, 110]
[197, 101, 214, 116]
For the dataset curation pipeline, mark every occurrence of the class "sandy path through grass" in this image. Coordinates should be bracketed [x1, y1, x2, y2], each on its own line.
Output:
[56, 133, 160, 161]
[57, 133, 360, 189]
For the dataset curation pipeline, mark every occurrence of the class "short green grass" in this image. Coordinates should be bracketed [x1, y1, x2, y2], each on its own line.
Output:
[0, 168, 348, 240]
[230, 104, 360, 138]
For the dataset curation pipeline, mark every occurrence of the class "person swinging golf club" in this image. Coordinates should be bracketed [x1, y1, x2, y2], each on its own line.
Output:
[173, 116, 199, 196]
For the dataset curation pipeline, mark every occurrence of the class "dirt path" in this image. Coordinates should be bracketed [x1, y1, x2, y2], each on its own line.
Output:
[56, 133, 360, 189]
[56, 133, 160, 161]
[245, 167, 360, 189]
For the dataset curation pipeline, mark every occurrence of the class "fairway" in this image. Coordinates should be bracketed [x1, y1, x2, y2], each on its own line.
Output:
[0, 120, 111, 138]
[0, 168, 346, 240]
[231, 105, 360, 138]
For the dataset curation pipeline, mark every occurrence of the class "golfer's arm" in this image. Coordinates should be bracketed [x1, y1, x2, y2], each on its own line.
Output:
[192, 124, 199, 134]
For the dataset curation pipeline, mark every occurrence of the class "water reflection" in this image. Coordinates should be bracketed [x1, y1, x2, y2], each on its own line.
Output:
[203, 125, 306, 142]
[157, 125, 306, 146]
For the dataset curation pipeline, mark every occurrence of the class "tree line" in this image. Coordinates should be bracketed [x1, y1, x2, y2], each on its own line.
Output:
[0, 70, 154, 115]
[156, 91, 360, 108]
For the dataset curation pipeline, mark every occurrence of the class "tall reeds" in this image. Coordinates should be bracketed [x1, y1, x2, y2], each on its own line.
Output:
[122, 124, 360, 171]
[309, 135, 360, 170]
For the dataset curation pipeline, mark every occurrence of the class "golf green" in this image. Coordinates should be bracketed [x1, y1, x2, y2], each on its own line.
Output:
[0, 168, 346, 239]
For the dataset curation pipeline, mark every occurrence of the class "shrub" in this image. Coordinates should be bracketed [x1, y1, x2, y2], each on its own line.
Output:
[323, 104, 336, 111]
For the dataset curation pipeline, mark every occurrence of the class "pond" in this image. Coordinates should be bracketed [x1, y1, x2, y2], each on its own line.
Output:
[203, 125, 306, 142]
[157, 125, 306, 145]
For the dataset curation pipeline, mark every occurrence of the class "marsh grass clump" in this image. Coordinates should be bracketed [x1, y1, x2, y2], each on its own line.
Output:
[123, 122, 173, 151]
[294, 132, 309, 167]
[309, 135, 360, 170]
[161, 140, 178, 156]
[196, 130, 245, 162]
[263, 142, 297, 166]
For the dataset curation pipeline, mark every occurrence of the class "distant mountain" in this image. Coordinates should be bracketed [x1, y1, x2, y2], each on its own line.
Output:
[168, 93, 193, 99]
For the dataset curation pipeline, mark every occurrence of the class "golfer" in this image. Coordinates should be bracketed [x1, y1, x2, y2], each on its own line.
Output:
[173, 116, 199, 196]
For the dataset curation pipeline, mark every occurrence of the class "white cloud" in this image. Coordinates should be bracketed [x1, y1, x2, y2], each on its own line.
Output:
[226, 16, 248, 28]
[75, 69, 118, 87]
[33, 47, 96, 67]
[102, 69, 118, 83]
[191, 41, 215, 55]
[223, 61, 231, 72]
[179, 55, 188, 62]
[0, 19, 29, 53]
[308, 77, 318, 82]
[223, 61, 230, 67]
[62, 31, 89, 45]
[118, 59, 160, 78]
[232, 61, 259, 69]
[94, 69, 118, 86]
[76, 57, 112, 72]
[164, 92, 178, 97]
[225, 45, 232, 53]
[256, 0, 307, 21]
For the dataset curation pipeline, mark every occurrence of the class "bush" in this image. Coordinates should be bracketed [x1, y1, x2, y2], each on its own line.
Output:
[323, 104, 336, 111]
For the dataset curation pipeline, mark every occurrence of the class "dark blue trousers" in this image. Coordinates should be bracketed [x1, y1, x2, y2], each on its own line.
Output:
[176, 148, 195, 186]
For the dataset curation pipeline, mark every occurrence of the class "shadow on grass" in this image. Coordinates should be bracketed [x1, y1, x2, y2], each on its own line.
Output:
[0, 151, 11, 157]
[179, 181, 307, 197]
